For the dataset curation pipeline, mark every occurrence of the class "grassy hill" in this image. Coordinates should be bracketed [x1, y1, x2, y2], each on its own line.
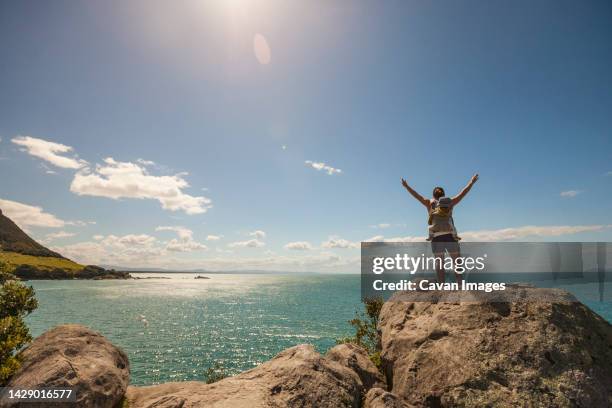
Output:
[0, 251, 83, 273]
[0, 207, 130, 280]
[0, 207, 83, 274]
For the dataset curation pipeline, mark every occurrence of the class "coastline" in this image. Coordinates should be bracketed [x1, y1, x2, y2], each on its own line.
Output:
[6, 285, 612, 407]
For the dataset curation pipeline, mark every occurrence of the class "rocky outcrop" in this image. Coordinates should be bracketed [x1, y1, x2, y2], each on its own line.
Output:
[378, 286, 612, 407]
[77, 265, 131, 280]
[3, 325, 130, 408]
[326, 343, 386, 390]
[364, 388, 414, 408]
[4, 285, 611, 407]
[126, 344, 364, 408]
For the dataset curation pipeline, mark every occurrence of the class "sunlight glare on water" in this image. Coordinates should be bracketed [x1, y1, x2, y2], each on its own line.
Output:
[25, 274, 361, 385]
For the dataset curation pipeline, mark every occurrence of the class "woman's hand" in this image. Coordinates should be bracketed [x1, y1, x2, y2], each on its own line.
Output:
[471, 174, 479, 184]
[401, 178, 409, 189]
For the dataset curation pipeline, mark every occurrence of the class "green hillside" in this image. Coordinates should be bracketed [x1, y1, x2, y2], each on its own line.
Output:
[0, 209, 65, 258]
[0, 207, 83, 274]
[0, 207, 130, 280]
[0, 251, 83, 273]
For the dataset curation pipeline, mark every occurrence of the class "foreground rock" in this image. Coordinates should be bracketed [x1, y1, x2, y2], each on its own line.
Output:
[326, 343, 386, 390]
[3, 325, 129, 408]
[5, 284, 611, 407]
[364, 388, 414, 408]
[127, 344, 365, 408]
[378, 286, 612, 407]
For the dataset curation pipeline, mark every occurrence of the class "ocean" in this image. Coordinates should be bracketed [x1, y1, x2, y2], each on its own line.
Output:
[24, 273, 611, 386]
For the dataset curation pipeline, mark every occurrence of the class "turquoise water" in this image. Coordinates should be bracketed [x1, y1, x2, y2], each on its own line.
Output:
[24, 273, 611, 386]
[25, 274, 362, 385]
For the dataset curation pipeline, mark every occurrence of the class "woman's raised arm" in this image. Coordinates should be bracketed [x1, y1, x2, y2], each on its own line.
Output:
[451, 173, 479, 206]
[401, 178, 429, 207]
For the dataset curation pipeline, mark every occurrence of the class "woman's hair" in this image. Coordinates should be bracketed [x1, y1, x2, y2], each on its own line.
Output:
[433, 187, 445, 199]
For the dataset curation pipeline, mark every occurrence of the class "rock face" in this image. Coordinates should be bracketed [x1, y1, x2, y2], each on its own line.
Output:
[127, 344, 365, 408]
[364, 388, 414, 408]
[326, 343, 386, 390]
[3, 325, 129, 408]
[378, 286, 612, 407]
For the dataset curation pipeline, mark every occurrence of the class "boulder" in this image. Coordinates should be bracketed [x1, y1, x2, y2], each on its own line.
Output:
[3, 324, 129, 408]
[326, 343, 386, 389]
[378, 286, 612, 407]
[126, 344, 363, 408]
[364, 388, 414, 408]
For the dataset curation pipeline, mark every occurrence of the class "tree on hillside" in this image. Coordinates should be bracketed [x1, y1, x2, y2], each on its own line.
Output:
[0, 260, 38, 385]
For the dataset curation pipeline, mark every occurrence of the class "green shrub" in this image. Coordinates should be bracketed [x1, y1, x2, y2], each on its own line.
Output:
[0, 260, 38, 385]
[337, 297, 384, 368]
[203, 362, 227, 384]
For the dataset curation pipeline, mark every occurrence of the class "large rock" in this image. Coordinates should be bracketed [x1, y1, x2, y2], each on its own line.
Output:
[326, 343, 386, 389]
[378, 286, 612, 407]
[126, 344, 363, 408]
[364, 388, 414, 408]
[3, 324, 129, 408]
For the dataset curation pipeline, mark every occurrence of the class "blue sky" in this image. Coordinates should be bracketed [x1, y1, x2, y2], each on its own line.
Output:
[1, 0, 611, 272]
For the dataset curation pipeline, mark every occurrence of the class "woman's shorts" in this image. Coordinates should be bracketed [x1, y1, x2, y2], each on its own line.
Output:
[431, 233, 460, 255]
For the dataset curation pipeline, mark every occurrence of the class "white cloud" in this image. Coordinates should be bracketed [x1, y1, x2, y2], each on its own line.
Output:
[364, 225, 610, 243]
[0, 198, 66, 228]
[67, 220, 96, 227]
[177, 252, 354, 273]
[12, 136, 87, 169]
[70, 158, 211, 215]
[136, 158, 155, 166]
[52, 241, 108, 265]
[460, 225, 609, 241]
[228, 239, 265, 248]
[305, 160, 342, 175]
[156, 226, 193, 240]
[166, 239, 207, 252]
[363, 235, 424, 243]
[101, 234, 157, 247]
[370, 223, 392, 229]
[560, 190, 581, 198]
[248, 230, 266, 239]
[206, 235, 222, 241]
[52, 233, 163, 266]
[321, 236, 359, 249]
[39, 231, 76, 244]
[284, 241, 313, 251]
[156, 226, 207, 252]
